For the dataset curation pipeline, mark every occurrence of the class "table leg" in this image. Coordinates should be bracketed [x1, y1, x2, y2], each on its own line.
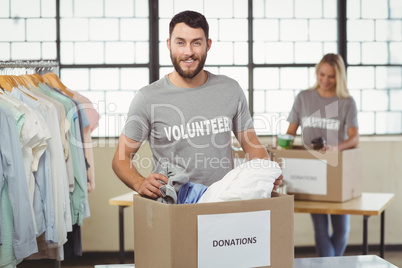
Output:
[363, 215, 369, 255]
[380, 211, 385, 258]
[119, 205, 127, 264]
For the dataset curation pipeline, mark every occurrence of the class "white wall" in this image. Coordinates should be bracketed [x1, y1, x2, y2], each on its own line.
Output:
[81, 137, 402, 251]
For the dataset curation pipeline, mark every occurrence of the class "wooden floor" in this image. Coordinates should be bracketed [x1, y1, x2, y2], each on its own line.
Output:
[17, 249, 402, 268]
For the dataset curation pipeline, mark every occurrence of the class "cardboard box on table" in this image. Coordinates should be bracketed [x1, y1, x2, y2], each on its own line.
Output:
[133, 192, 294, 268]
[268, 146, 362, 202]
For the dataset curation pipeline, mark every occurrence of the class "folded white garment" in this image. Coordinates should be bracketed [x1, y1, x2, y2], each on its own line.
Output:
[197, 159, 282, 203]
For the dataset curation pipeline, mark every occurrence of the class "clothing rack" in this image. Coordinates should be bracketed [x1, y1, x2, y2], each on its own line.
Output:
[0, 60, 61, 268]
[0, 60, 59, 75]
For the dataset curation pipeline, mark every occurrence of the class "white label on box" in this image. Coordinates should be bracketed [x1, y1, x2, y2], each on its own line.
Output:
[197, 210, 270, 268]
[283, 158, 328, 195]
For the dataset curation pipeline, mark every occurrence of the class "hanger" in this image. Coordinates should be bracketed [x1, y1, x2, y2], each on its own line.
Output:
[42, 73, 74, 98]
[0, 76, 13, 92]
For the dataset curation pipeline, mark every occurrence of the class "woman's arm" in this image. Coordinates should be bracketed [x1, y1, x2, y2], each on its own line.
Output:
[326, 126, 359, 151]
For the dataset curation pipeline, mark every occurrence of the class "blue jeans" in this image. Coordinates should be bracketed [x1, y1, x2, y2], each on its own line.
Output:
[311, 214, 350, 257]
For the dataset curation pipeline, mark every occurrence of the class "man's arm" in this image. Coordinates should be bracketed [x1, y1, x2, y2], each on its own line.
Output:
[112, 134, 168, 198]
[234, 127, 283, 191]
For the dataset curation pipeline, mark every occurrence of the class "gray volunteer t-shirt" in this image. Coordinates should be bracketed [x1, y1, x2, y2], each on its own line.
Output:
[123, 71, 253, 186]
[287, 89, 358, 147]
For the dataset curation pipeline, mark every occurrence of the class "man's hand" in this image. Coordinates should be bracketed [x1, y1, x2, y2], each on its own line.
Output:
[272, 174, 283, 192]
[137, 173, 169, 199]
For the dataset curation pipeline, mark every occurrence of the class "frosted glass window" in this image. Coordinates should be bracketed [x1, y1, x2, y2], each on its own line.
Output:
[89, 19, 119, 41]
[60, 42, 74, 64]
[171, 0, 203, 15]
[0, 0, 9, 17]
[121, 68, 149, 90]
[280, 20, 308, 41]
[253, 113, 290, 135]
[135, 42, 149, 63]
[233, 42, 248, 65]
[390, 42, 402, 64]
[253, 20, 279, 41]
[41, 0, 56, 17]
[233, 0, 248, 18]
[11, 42, 41, 60]
[90, 68, 120, 90]
[358, 112, 375, 135]
[206, 42, 234, 65]
[254, 68, 279, 90]
[348, 20, 375, 41]
[106, 91, 135, 114]
[121, 19, 149, 41]
[280, 68, 309, 90]
[348, 67, 375, 90]
[376, 112, 402, 134]
[105, 42, 135, 64]
[60, 68, 90, 90]
[323, 0, 337, 18]
[323, 42, 337, 54]
[265, 0, 293, 18]
[135, 0, 149, 17]
[208, 19, 219, 40]
[74, 42, 104, 64]
[42, 42, 57, 59]
[347, 42, 361, 64]
[390, 91, 402, 111]
[253, 42, 265, 64]
[11, 0, 40, 18]
[219, 19, 248, 41]
[253, 0, 264, 18]
[376, 20, 402, 41]
[219, 67, 248, 90]
[266, 42, 294, 63]
[105, 0, 134, 17]
[159, 42, 171, 65]
[0, 43, 10, 59]
[390, 0, 402, 18]
[361, 90, 388, 111]
[0, 19, 25, 41]
[347, 0, 360, 19]
[254, 90, 266, 113]
[294, 42, 323, 63]
[295, 0, 322, 19]
[361, 43, 388, 64]
[205, 0, 233, 18]
[60, 0, 73, 17]
[265, 90, 295, 112]
[309, 20, 337, 41]
[375, 67, 402, 89]
[26, 19, 56, 41]
[74, 0, 103, 17]
[362, 0, 388, 19]
[60, 19, 89, 41]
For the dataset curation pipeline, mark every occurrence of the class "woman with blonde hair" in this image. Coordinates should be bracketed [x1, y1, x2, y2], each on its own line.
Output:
[286, 53, 359, 256]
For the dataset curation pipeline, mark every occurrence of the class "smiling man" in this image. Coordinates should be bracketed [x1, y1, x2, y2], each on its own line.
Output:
[112, 10, 282, 199]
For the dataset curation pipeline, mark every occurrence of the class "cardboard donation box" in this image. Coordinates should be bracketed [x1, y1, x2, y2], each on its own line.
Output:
[269, 146, 362, 202]
[133, 192, 294, 268]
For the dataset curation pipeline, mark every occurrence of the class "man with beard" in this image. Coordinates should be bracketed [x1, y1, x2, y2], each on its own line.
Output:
[112, 10, 282, 198]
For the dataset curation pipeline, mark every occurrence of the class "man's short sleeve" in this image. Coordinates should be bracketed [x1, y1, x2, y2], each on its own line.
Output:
[122, 91, 150, 142]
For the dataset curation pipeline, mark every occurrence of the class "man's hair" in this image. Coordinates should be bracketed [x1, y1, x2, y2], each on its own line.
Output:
[169, 10, 209, 39]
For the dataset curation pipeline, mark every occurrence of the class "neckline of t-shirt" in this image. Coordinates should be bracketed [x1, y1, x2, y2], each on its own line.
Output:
[314, 89, 338, 101]
[165, 71, 211, 91]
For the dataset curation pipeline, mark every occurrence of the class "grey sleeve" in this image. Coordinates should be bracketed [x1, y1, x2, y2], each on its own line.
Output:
[345, 97, 359, 128]
[122, 91, 150, 142]
[287, 93, 302, 125]
[232, 84, 253, 132]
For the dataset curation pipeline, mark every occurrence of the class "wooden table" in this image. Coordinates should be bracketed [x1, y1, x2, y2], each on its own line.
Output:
[109, 192, 395, 264]
[294, 192, 395, 258]
[94, 255, 397, 268]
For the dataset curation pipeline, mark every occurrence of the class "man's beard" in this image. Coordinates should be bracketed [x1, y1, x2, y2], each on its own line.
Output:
[170, 53, 207, 79]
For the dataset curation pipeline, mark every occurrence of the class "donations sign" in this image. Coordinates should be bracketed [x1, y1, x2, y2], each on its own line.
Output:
[197, 210, 271, 268]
